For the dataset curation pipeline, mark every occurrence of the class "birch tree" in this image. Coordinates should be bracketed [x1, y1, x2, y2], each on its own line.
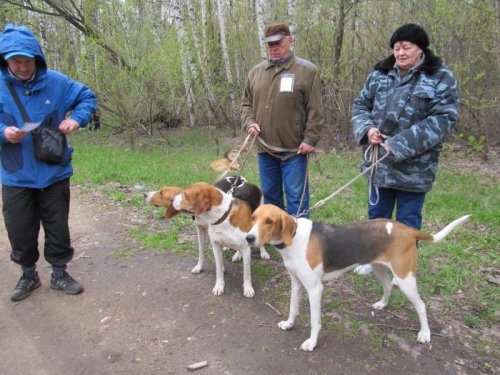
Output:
[201, 0, 209, 60]
[172, 0, 196, 127]
[186, 0, 218, 122]
[287, 0, 297, 36]
[216, 0, 239, 124]
[255, 0, 267, 61]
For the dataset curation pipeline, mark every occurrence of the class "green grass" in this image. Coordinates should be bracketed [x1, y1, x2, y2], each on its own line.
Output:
[69, 127, 499, 354]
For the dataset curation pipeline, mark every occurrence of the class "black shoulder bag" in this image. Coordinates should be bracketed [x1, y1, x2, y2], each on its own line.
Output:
[6, 81, 65, 164]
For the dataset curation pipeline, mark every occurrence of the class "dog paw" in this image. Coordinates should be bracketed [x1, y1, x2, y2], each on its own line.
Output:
[354, 264, 373, 275]
[243, 285, 255, 298]
[191, 264, 203, 274]
[232, 252, 242, 262]
[212, 283, 225, 296]
[372, 300, 387, 310]
[259, 250, 271, 260]
[417, 330, 431, 343]
[300, 338, 317, 351]
[278, 321, 294, 331]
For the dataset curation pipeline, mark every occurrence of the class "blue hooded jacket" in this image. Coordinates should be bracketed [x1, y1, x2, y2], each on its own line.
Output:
[0, 24, 97, 188]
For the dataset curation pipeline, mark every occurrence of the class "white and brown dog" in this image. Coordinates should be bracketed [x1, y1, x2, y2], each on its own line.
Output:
[246, 204, 470, 351]
[145, 176, 269, 275]
[172, 180, 266, 298]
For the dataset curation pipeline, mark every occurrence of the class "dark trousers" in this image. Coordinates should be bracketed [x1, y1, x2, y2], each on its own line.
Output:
[368, 185, 426, 230]
[2, 179, 74, 268]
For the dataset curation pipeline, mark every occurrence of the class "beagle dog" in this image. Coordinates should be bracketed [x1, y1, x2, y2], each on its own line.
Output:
[246, 204, 470, 351]
[210, 148, 241, 172]
[172, 180, 265, 298]
[146, 176, 269, 276]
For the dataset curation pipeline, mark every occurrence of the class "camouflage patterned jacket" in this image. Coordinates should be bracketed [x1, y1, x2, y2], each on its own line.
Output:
[352, 50, 459, 192]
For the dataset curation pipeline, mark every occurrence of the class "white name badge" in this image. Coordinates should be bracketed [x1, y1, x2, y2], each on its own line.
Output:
[279, 74, 294, 93]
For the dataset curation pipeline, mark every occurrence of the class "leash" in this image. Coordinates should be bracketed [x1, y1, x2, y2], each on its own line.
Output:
[295, 154, 310, 216]
[254, 136, 310, 216]
[296, 151, 390, 218]
[213, 133, 256, 189]
[255, 136, 298, 161]
[363, 134, 390, 206]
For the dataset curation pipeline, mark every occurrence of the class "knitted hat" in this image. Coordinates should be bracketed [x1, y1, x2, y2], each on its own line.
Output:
[389, 24, 429, 50]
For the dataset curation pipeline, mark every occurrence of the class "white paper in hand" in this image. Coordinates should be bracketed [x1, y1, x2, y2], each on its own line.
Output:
[18, 122, 42, 132]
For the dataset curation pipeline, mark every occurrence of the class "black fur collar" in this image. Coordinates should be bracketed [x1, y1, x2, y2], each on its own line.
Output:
[374, 48, 442, 74]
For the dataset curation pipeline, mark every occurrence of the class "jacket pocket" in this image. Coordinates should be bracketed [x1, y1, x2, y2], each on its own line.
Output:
[1, 142, 24, 173]
[411, 90, 434, 120]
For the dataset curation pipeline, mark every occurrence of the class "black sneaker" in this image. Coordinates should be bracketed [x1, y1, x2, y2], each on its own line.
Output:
[50, 272, 84, 295]
[11, 274, 41, 301]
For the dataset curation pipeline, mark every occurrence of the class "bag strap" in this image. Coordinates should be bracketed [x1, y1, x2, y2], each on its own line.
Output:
[6, 80, 31, 123]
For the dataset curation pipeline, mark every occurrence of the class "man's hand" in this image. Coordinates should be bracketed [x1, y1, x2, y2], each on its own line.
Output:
[4, 126, 26, 143]
[247, 123, 260, 137]
[59, 119, 79, 134]
[297, 142, 315, 155]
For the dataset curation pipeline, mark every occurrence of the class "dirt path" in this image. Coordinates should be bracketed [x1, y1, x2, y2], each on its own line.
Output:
[0, 185, 484, 374]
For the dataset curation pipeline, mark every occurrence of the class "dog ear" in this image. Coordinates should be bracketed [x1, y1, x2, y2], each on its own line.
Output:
[165, 205, 180, 219]
[194, 195, 210, 216]
[281, 212, 297, 247]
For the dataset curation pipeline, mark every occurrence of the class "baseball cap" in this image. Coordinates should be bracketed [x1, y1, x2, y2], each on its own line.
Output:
[5, 51, 35, 60]
[264, 23, 291, 43]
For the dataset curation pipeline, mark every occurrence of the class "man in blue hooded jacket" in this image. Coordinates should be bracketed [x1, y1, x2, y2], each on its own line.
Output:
[0, 24, 97, 301]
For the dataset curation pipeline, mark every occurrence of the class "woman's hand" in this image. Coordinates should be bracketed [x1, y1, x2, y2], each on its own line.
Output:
[367, 127, 383, 145]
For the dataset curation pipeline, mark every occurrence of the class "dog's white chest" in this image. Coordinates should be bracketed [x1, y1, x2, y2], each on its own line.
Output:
[209, 224, 246, 248]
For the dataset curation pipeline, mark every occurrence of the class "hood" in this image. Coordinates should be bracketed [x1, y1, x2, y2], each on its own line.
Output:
[0, 24, 47, 70]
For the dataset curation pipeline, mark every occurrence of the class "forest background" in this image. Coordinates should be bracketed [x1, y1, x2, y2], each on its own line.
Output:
[2, 0, 499, 153]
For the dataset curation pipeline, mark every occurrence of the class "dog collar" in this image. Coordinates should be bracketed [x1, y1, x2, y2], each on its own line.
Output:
[273, 226, 297, 249]
[274, 242, 287, 249]
[212, 200, 233, 225]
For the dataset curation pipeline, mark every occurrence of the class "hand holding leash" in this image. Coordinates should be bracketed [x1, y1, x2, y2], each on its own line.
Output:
[247, 123, 260, 137]
[297, 142, 315, 155]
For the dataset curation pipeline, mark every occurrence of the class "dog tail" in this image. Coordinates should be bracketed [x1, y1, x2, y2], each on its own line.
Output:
[431, 215, 471, 243]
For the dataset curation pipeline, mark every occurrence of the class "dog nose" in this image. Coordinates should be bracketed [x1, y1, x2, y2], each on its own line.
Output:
[143, 192, 147, 198]
[246, 234, 255, 244]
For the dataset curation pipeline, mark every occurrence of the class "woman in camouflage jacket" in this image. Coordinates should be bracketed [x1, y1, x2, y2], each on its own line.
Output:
[351, 24, 459, 274]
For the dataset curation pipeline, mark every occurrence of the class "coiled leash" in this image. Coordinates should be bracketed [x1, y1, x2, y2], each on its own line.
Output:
[297, 151, 390, 218]
[363, 135, 390, 206]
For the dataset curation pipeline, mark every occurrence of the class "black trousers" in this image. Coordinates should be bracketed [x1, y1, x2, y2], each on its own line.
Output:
[2, 179, 74, 268]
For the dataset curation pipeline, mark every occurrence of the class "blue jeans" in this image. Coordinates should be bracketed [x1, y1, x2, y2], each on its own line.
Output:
[368, 185, 426, 230]
[257, 152, 309, 217]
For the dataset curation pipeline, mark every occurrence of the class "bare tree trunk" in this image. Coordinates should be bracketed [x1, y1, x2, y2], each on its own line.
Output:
[186, 0, 217, 122]
[216, 0, 239, 125]
[287, 0, 297, 36]
[350, 0, 359, 86]
[333, 0, 345, 80]
[255, 0, 267, 61]
[201, 0, 209, 60]
[172, 0, 196, 127]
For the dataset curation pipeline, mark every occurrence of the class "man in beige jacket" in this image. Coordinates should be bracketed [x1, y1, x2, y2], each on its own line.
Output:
[241, 23, 324, 217]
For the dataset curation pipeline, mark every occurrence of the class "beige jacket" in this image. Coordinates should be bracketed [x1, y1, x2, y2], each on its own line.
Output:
[240, 54, 324, 151]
